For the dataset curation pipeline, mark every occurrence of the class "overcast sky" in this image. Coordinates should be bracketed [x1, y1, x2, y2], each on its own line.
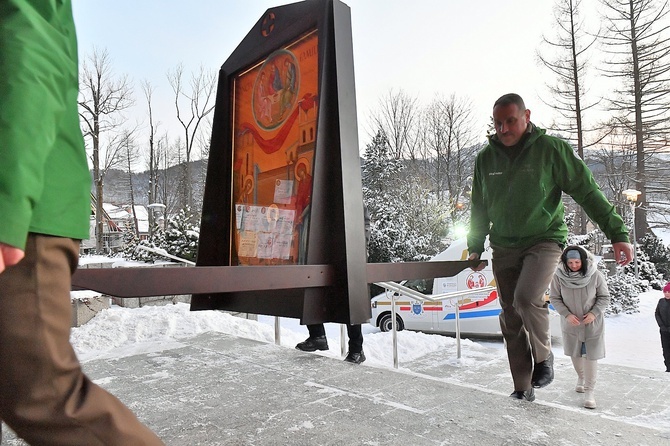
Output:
[72, 0, 594, 152]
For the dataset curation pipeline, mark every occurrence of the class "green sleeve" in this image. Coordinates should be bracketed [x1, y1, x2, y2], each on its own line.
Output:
[0, 0, 83, 249]
[554, 142, 629, 244]
[467, 155, 489, 256]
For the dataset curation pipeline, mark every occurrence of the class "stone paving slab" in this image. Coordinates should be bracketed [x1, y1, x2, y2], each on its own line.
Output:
[2, 332, 670, 445]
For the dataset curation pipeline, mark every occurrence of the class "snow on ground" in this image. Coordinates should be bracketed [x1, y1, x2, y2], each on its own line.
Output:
[71, 289, 668, 373]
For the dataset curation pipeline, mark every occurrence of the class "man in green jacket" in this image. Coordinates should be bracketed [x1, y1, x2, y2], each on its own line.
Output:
[467, 93, 632, 402]
[0, 1, 163, 444]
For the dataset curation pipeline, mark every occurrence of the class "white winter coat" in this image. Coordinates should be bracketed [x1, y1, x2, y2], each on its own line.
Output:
[549, 249, 610, 360]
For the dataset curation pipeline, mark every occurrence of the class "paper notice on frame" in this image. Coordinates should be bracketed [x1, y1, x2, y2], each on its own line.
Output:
[273, 179, 293, 204]
[272, 233, 292, 260]
[257, 232, 274, 259]
[242, 205, 262, 232]
[235, 204, 245, 230]
[276, 209, 296, 234]
[238, 231, 258, 258]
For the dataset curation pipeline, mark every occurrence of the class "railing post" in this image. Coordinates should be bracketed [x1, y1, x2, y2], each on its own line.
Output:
[391, 291, 399, 369]
[340, 324, 347, 356]
[274, 316, 281, 345]
[375, 282, 495, 369]
[455, 298, 461, 359]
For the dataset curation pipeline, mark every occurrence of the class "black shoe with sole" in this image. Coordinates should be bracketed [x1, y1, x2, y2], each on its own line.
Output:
[343, 351, 366, 364]
[295, 336, 329, 352]
[509, 388, 535, 402]
[532, 351, 554, 388]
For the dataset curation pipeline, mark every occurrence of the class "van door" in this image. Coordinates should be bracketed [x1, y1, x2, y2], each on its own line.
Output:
[436, 267, 501, 336]
[398, 278, 438, 332]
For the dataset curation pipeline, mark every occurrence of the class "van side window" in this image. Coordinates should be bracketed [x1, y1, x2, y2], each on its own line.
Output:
[404, 278, 434, 295]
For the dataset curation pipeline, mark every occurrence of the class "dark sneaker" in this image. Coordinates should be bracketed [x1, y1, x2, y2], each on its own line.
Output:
[343, 351, 366, 364]
[295, 336, 329, 352]
[532, 352, 554, 388]
[509, 388, 535, 402]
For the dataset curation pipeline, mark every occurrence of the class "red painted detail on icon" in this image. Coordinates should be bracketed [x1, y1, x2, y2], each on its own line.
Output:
[240, 93, 316, 154]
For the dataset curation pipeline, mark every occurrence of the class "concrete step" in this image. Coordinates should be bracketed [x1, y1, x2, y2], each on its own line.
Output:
[2, 332, 669, 445]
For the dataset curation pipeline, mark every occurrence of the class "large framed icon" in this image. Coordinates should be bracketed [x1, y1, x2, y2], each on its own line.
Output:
[193, 0, 370, 326]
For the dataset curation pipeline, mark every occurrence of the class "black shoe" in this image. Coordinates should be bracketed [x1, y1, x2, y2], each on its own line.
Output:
[343, 351, 366, 364]
[295, 336, 329, 352]
[509, 388, 535, 402]
[532, 352, 554, 388]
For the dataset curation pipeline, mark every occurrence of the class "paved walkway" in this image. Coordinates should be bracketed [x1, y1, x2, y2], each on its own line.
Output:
[3, 332, 670, 445]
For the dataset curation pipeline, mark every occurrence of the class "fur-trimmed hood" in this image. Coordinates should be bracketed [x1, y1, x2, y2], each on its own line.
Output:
[554, 245, 598, 289]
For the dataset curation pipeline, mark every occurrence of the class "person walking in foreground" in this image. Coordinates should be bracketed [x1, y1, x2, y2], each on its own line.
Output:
[0, 1, 163, 444]
[550, 246, 610, 409]
[655, 282, 670, 372]
[467, 93, 632, 403]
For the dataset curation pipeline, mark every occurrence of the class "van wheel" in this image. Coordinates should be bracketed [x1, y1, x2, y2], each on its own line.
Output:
[379, 313, 404, 332]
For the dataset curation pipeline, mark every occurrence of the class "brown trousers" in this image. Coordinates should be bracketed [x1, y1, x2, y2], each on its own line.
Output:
[491, 241, 562, 392]
[0, 235, 164, 445]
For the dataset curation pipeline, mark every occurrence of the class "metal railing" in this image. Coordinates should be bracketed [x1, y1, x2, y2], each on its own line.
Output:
[373, 281, 496, 369]
[109, 246, 493, 367]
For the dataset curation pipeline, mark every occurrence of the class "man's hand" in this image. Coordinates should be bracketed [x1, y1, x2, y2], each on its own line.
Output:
[612, 241, 634, 266]
[467, 252, 486, 271]
[0, 243, 25, 274]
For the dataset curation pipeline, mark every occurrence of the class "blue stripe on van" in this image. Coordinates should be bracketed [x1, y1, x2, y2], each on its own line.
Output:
[443, 309, 501, 320]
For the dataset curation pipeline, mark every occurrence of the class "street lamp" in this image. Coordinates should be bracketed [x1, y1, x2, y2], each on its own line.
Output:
[622, 189, 641, 279]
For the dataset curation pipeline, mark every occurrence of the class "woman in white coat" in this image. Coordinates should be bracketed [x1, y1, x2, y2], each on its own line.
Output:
[550, 245, 610, 409]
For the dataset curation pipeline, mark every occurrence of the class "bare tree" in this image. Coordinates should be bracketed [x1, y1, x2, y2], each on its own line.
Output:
[369, 89, 421, 162]
[79, 48, 134, 252]
[538, 0, 603, 234]
[421, 94, 479, 225]
[123, 134, 140, 237]
[539, 0, 602, 155]
[141, 80, 161, 235]
[600, 0, 670, 240]
[167, 64, 216, 211]
[590, 123, 638, 203]
[155, 135, 182, 217]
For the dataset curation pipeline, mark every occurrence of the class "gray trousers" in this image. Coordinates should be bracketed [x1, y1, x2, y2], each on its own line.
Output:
[0, 234, 164, 445]
[492, 241, 562, 391]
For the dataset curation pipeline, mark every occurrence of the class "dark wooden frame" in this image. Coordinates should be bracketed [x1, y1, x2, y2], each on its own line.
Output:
[193, 0, 369, 325]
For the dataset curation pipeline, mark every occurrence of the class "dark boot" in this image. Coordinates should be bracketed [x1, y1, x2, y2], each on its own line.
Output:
[295, 336, 329, 352]
[532, 351, 554, 388]
[509, 388, 535, 402]
[343, 351, 366, 364]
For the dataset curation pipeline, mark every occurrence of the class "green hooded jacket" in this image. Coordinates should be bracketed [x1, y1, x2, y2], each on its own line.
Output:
[467, 124, 629, 256]
[0, 0, 91, 250]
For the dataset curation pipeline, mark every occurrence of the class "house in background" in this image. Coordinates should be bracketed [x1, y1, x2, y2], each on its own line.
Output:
[122, 205, 150, 240]
[81, 196, 150, 252]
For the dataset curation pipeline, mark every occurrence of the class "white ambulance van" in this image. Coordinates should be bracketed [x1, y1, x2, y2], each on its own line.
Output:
[370, 238, 563, 338]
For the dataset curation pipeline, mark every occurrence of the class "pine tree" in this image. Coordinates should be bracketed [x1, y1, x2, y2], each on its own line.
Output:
[161, 207, 199, 262]
[604, 272, 641, 315]
[121, 208, 198, 263]
[621, 245, 665, 291]
[641, 232, 670, 281]
[362, 130, 448, 263]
